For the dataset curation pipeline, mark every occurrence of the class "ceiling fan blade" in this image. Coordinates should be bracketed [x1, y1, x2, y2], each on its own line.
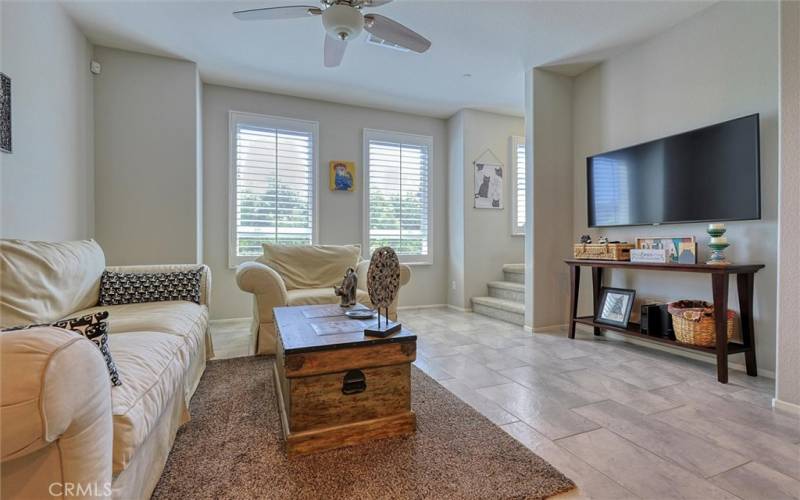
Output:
[362, 0, 393, 7]
[324, 34, 347, 67]
[363, 14, 431, 53]
[233, 5, 321, 21]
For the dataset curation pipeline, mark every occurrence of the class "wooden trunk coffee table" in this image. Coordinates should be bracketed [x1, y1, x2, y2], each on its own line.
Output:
[273, 304, 417, 456]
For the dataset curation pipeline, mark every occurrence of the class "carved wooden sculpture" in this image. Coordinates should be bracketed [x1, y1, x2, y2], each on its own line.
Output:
[333, 267, 358, 307]
[366, 246, 401, 336]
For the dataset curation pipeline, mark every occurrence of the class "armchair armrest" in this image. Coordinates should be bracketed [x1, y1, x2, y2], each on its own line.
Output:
[1, 327, 113, 497]
[105, 264, 212, 306]
[356, 260, 412, 290]
[399, 263, 411, 287]
[236, 262, 289, 355]
[236, 261, 288, 303]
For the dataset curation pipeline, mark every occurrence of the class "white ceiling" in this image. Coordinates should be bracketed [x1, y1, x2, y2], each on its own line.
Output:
[61, 0, 714, 118]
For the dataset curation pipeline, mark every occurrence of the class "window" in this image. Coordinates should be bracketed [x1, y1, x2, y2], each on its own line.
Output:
[229, 111, 318, 267]
[511, 136, 526, 235]
[363, 129, 433, 264]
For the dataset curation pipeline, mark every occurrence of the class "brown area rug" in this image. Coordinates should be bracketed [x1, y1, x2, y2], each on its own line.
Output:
[152, 357, 575, 499]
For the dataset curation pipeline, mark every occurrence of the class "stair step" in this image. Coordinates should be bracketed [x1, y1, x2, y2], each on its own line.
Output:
[487, 281, 524, 303]
[471, 296, 525, 326]
[502, 263, 524, 284]
[502, 263, 524, 274]
[487, 280, 524, 292]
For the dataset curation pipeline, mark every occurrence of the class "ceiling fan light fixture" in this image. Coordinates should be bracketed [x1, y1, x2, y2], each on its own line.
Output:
[321, 4, 364, 41]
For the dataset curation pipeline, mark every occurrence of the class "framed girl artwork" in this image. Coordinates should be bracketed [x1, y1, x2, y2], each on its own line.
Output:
[329, 161, 355, 192]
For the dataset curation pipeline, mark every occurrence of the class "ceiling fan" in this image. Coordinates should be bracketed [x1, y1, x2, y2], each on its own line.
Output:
[233, 0, 431, 67]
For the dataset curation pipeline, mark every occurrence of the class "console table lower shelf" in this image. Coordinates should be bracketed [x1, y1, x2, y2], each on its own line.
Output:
[572, 317, 751, 355]
[565, 259, 764, 383]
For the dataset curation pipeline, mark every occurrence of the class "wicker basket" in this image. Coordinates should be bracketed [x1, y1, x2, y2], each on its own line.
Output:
[667, 300, 736, 347]
[573, 243, 635, 261]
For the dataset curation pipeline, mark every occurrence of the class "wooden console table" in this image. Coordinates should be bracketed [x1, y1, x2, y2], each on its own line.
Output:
[565, 259, 764, 383]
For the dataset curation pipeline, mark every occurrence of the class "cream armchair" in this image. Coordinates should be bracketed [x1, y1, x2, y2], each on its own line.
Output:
[236, 244, 411, 355]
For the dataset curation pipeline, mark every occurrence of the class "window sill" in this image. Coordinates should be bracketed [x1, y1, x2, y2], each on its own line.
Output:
[403, 261, 433, 267]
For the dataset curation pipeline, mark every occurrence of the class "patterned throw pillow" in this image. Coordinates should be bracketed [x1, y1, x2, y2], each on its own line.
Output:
[99, 268, 202, 306]
[2, 311, 122, 386]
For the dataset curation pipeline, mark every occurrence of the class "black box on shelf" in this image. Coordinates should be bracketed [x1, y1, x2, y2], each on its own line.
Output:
[640, 304, 675, 339]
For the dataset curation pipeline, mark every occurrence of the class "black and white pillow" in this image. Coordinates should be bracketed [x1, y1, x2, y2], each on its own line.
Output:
[2, 311, 122, 386]
[99, 268, 202, 306]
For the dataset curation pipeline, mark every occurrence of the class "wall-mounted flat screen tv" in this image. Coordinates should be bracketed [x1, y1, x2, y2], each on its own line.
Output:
[587, 114, 761, 227]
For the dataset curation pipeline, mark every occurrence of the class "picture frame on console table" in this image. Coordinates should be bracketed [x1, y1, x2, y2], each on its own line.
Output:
[595, 287, 636, 328]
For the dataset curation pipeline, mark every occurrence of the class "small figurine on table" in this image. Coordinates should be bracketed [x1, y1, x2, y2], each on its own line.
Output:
[334, 267, 358, 307]
[579, 235, 592, 244]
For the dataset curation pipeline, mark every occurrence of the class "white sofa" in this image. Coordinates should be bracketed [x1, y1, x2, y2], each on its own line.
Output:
[0, 239, 213, 499]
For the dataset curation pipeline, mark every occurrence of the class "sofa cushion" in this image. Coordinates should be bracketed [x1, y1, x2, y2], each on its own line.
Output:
[108, 331, 187, 473]
[71, 301, 207, 365]
[259, 244, 361, 290]
[0, 239, 105, 328]
[287, 287, 371, 307]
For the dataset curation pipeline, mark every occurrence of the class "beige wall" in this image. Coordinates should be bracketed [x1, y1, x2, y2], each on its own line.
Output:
[447, 109, 525, 310]
[571, 1, 780, 372]
[529, 69, 574, 328]
[462, 110, 525, 309]
[203, 84, 449, 320]
[93, 47, 202, 265]
[0, 1, 94, 240]
[775, 0, 800, 409]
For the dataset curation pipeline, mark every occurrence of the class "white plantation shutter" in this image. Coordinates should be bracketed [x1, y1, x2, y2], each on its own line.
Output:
[229, 112, 318, 266]
[364, 129, 433, 263]
[511, 136, 526, 235]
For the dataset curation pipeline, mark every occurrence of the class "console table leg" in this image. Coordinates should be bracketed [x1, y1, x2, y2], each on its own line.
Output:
[737, 272, 758, 376]
[712, 273, 730, 383]
[568, 265, 580, 339]
[591, 267, 603, 336]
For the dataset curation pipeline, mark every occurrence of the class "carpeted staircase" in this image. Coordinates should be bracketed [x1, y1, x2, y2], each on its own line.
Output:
[471, 264, 524, 325]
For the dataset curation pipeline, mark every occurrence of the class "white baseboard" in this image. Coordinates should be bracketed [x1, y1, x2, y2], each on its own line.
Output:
[523, 325, 533, 332]
[531, 323, 568, 333]
[398, 304, 448, 311]
[209, 317, 250, 325]
[772, 398, 800, 415]
[446, 304, 473, 313]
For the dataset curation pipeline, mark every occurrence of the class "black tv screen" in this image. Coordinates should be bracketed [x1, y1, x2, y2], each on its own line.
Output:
[587, 114, 761, 227]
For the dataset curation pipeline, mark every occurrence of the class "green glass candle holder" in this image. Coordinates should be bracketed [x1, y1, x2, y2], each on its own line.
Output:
[706, 224, 730, 265]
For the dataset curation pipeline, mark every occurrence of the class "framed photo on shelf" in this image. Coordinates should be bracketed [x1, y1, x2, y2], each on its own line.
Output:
[595, 287, 636, 328]
[635, 236, 697, 264]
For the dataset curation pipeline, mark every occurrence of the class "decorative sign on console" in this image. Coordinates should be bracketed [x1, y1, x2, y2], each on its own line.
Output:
[630, 248, 668, 263]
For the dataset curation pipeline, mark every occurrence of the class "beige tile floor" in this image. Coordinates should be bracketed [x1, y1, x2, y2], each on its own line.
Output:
[209, 308, 800, 500]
